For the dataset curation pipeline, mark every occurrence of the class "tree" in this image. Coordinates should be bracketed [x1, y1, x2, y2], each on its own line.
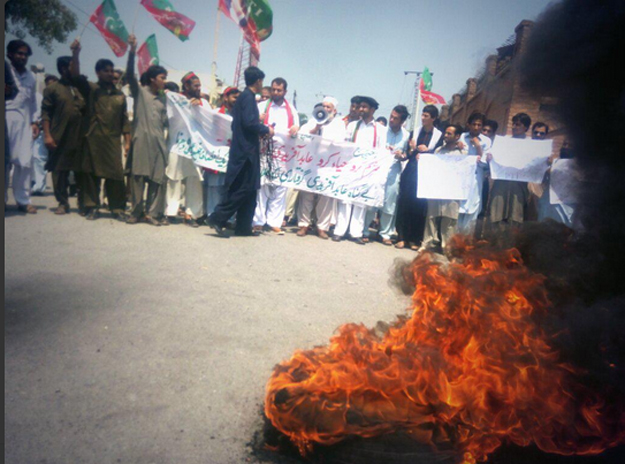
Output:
[5, 0, 78, 54]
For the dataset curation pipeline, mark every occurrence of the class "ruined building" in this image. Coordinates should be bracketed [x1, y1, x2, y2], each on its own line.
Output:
[442, 20, 564, 149]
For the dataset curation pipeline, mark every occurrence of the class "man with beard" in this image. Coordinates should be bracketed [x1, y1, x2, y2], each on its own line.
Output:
[334, 96, 386, 244]
[342, 95, 362, 127]
[126, 34, 169, 226]
[422, 124, 468, 252]
[164, 72, 206, 227]
[206, 67, 274, 237]
[487, 112, 532, 231]
[41, 56, 86, 215]
[296, 97, 346, 239]
[364, 105, 411, 245]
[395, 105, 443, 250]
[70, 39, 131, 220]
[204, 86, 240, 218]
[5, 40, 39, 213]
[457, 112, 491, 234]
[253, 77, 300, 234]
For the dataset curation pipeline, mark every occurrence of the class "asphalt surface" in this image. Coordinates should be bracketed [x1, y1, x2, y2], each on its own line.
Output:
[5, 187, 416, 464]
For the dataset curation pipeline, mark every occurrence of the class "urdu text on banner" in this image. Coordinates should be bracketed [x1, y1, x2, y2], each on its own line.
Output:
[489, 137, 552, 183]
[166, 92, 393, 207]
[417, 154, 478, 200]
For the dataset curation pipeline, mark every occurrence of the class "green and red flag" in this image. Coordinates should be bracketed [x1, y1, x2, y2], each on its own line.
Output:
[218, 0, 261, 58]
[140, 0, 196, 41]
[420, 67, 446, 105]
[89, 0, 129, 57]
[137, 34, 160, 75]
[248, 0, 273, 41]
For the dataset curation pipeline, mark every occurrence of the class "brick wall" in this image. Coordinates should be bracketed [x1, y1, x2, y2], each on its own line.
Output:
[443, 19, 565, 154]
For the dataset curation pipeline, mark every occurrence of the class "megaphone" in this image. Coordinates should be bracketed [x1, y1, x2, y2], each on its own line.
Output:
[312, 104, 329, 125]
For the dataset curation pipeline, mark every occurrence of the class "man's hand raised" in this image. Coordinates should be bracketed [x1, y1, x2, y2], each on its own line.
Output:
[128, 34, 137, 52]
[70, 39, 81, 54]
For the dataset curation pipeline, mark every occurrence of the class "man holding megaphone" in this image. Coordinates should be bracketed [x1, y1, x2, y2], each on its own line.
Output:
[295, 97, 346, 239]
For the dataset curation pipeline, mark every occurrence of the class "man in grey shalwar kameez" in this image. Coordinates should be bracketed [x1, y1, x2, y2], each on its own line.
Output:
[125, 34, 169, 226]
[487, 113, 532, 232]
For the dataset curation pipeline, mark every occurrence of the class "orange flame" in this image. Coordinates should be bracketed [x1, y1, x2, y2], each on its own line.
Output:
[264, 237, 625, 462]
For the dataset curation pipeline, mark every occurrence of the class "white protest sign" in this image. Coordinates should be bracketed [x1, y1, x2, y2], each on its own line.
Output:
[549, 158, 581, 205]
[166, 92, 232, 172]
[165, 94, 394, 207]
[263, 132, 395, 207]
[417, 154, 478, 200]
[489, 137, 552, 183]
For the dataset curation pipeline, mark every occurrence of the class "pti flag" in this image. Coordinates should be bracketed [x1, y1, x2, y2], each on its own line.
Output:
[140, 0, 196, 41]
[249, 0, 273, 41]
[219, 0, 261, 58]
[137, 34, 159, 75]
[89, 0, 129, 57]
[420, 67, 446, 105]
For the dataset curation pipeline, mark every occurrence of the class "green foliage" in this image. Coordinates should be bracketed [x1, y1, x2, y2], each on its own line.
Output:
[5, 0, 78, 54]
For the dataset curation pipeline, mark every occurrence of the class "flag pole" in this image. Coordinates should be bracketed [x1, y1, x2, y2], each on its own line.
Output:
[212, 8, 221, 67]
[77, 18, 90, 41]
[413, 73, 422, 133]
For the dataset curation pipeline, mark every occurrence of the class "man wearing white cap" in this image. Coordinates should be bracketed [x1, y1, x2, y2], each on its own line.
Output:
[334, 96, 386, 244]
[296, 96, 346, 239]
[253, 77, 299, 234]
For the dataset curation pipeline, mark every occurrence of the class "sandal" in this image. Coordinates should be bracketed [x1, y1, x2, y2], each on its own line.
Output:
[382, 238, 393, 246]
[394, 241, 405, 249]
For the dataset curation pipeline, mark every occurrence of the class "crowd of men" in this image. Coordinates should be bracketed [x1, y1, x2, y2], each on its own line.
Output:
[5, 38, 575, 251]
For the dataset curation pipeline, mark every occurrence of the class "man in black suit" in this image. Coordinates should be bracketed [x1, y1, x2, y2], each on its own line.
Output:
[207, 67, 274, 237]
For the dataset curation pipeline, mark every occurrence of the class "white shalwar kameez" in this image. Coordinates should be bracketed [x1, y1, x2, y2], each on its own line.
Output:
[253, 99, 299, 228]
[335, 119, 386, 239]
[364, 125, 410, 239]
[296, 117, 346, 232]
[457, 132, 491, 234]
[5, 63, 37, 205]
[31, 93, 48, 194]
[165, 97, 207, 219]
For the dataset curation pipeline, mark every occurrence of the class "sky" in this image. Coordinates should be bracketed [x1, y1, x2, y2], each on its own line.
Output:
[8, 0, 556, 121]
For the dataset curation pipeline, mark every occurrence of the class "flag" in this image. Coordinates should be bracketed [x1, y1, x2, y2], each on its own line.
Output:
[140, 0, 196, 41]
[419, 67, 446, 105]
[137, 34, 159, 75]
[421, 67, 434, 91]
[248, 0, 273, 41]
[219, 0, 261, 59]
[89, 0, 129, 57]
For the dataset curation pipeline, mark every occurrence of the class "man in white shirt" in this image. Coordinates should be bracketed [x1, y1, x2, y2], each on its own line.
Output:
[5, 40, 39, 213]
[333, 96, 386, 244]
[253, 77, 299, 234]
[422, 124, 468, 251]
[363, 105, 410, 245]
[296, 97, 346, 239]
[458, 112, 491, 234]
[164, 72, 207, 227]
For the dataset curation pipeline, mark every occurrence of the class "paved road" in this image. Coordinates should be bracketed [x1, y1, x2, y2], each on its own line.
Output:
[5, 191, 416, 464]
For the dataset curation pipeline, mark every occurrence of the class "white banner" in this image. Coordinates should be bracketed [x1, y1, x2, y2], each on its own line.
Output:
[417, 154, 477, 200]
[263, 132, 394, 207]
[166, 92, 232, 172]
[166, 93, 393, 207]
[489, 137, 552, 183]
[549, 158, 581, 205]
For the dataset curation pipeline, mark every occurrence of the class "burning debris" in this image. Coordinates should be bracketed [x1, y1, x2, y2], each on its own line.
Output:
[264, 237, 624, 463]
[263, 0, 625, 462]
